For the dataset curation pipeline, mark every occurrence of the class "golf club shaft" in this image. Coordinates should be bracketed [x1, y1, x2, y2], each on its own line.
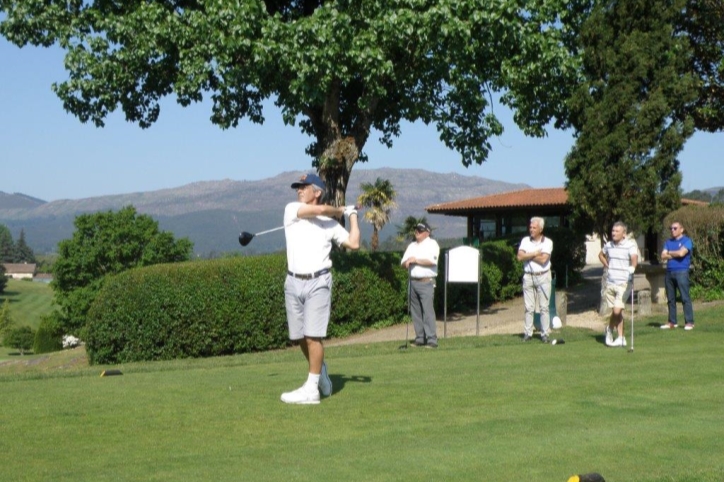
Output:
[255, 225, 285, 236]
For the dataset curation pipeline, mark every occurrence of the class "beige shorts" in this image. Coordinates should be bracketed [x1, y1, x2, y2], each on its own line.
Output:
[604, 283, 628, 309]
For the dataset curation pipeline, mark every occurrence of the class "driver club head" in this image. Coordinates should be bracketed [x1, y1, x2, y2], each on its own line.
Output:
[238, 231, 255, 247]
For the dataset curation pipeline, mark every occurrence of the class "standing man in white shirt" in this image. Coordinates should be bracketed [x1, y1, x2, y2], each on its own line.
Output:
[401, 222, 440, 348]
[517, 217, 554, 343]
[598, 221, 638, 347]
[280, 173, 360, 405]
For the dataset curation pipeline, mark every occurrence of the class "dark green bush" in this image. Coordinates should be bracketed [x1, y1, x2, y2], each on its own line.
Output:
[86, 252, 408, 364]
[4, 325, 35, 355]
[33, 312, 64, 354]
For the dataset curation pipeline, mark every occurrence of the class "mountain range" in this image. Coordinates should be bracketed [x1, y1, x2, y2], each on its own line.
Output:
[4, 168, 526, 255]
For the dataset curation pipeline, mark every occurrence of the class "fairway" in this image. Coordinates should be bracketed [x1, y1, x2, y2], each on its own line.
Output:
[1, 310, 723, 482]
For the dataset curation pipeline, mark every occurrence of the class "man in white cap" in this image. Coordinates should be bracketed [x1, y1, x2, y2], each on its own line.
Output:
[401, 222, 440, 348]
[281, 172, 360, 404]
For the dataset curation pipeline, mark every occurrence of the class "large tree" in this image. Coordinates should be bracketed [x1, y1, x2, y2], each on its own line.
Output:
[51, 206, 193, 334]
[0, 224, 15, 263]
[14, 229, 36, 264]
[563, 0, 698, 240]
[0, 0, 578, 205]
[682, 0, 724, 132]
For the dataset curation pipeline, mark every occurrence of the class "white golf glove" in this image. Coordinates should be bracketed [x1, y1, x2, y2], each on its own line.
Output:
[628, 266, 636, 274]
[344, 205, 358, 217]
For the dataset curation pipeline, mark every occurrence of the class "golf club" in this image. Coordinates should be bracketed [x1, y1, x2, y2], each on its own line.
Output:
[399, 267, 412, 350]
[629, 277, 635, 353]
[238, 226, 285, 247]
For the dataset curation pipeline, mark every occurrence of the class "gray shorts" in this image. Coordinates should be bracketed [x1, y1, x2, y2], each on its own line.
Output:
[284, 273, 332, 340]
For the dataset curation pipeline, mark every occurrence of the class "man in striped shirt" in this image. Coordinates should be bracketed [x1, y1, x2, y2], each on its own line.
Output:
[598, 221, 638, 347]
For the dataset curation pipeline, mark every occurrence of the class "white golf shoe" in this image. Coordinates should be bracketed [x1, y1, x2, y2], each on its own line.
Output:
[604, 326, 613, 346]
[609, 336, 627, 347]
[319, 362, 333, 397]
[281, 384, 320, 405]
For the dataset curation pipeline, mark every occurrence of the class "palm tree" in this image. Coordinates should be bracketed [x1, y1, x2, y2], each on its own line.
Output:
[395, 216, 431, 243]
[357, 178, 398, 251]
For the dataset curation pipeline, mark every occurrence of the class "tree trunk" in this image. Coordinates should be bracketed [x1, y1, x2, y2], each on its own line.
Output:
[318, 136, 359, 207]
[371, 228, 379, 251]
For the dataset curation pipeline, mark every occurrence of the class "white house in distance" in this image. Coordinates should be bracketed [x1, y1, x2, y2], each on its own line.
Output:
[2, 263, 37, 280]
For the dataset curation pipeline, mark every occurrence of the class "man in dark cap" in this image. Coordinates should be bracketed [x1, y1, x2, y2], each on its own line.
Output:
[281, 172, 360, 405]
[400, 222, 440, 348]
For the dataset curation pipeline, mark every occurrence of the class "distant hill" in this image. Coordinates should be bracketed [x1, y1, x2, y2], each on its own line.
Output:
[1, 168, 530, 255]
[0, 192, 46, 210]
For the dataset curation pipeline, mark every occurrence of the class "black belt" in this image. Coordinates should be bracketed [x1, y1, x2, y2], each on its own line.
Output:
[525, 270, 550, 276]
[287, 268, 330, 280]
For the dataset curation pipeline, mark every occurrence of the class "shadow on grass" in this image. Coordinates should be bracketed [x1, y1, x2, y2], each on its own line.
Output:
[329, 373, 372, 394]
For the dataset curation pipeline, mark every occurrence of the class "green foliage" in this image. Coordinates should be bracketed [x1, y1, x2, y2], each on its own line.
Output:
[0, 224, 15, 263]
[33, 312, 63, 354]
[14, 229, 36, 263]
[0, 298, 13, 340]
[329, 251, 407, 336]
[85, 252, 407, 364]
[0, 0, 578, 206]
[564, 0, 697, 240]
[663, 205, 724, 299]
[0, 264, 7, 293]
[52, 206, 193, 334]
[4, 325, 34, 355]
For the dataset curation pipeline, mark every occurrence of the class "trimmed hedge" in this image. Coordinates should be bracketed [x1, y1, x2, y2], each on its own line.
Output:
[85, 252, 408, 364]
[85, 231, 586, 364]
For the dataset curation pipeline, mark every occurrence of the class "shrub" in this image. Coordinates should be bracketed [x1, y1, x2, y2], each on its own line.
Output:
[33, 312, 64, 354]
[5, 325, 35, 355]
[86, 252, 408, 364]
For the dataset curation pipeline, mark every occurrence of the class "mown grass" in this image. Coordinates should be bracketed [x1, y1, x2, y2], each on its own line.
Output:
[0, 278, 54, 359]
[1, 305, 723, 482]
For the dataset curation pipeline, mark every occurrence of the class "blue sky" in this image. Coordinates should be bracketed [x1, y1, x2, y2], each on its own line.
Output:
[2, 38, 722, 202]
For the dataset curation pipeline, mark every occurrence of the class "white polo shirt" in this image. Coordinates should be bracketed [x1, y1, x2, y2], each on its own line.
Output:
[284, 202, 349, 274]
[401, 237, 440, 278]
[518, 235, 553, 274]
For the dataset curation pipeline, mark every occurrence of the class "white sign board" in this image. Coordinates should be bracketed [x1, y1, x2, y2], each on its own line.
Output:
[447, 246, 480, 283]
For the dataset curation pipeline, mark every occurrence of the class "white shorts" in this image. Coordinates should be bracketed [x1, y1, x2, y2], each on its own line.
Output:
[284, 273, 332, 340]
[604, 283, 628, 310]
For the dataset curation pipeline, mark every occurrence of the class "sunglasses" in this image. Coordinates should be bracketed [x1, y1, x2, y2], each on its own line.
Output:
[670, 226, 680, 231]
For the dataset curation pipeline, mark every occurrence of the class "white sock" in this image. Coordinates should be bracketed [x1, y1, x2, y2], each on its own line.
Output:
[306, 373, 320, 390]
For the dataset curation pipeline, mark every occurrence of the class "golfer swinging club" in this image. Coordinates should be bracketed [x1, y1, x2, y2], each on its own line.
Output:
[280, 172, 360, 405]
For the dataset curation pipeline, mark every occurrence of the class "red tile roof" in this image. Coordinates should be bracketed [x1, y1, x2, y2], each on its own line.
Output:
[426, 188, 708, 214]
[427, 188, 569, 213]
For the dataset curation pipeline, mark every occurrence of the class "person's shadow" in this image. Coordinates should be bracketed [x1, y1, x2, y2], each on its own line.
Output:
[329, 374, 372, 395]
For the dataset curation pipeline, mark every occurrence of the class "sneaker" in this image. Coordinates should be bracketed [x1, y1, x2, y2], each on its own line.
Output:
[410, 341, 424, 347]
[605, 326, 613, 345]
[660, 323, 677, 330]
[426, 342, 438, 349]
[541, 334, 550, 344]
[319, 362, 333, 397]
[685, 323, 694, 331]
[281, 385, 320, 405]
[522, 335, 532, 342]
